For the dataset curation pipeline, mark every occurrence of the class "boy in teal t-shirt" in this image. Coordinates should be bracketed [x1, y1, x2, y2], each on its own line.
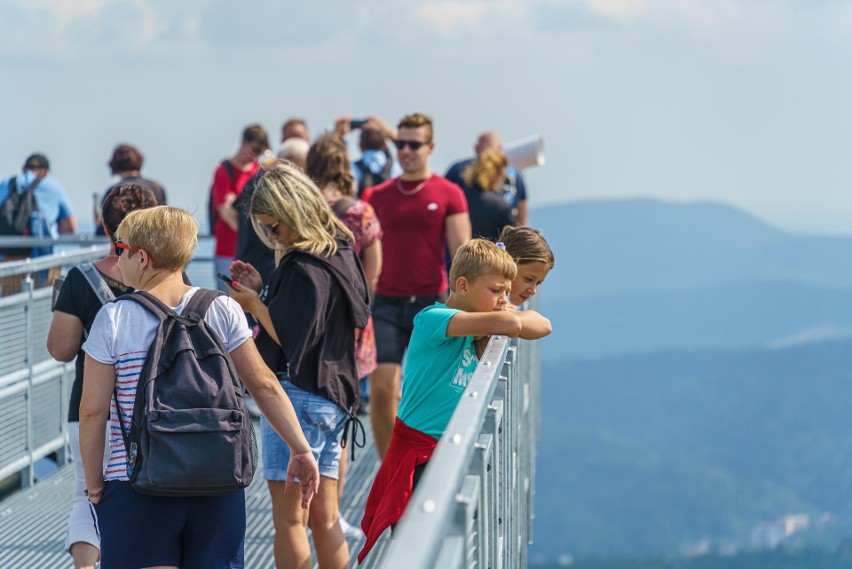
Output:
[360, 239, 552, 562]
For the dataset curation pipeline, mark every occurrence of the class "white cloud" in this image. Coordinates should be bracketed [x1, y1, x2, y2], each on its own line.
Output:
[414, 1, 527, 38]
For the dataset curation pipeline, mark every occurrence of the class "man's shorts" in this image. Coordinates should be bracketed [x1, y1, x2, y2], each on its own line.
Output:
[372, 294, 443, 364]
[94, 481, 245, 569]
[261, 379, 349, 480]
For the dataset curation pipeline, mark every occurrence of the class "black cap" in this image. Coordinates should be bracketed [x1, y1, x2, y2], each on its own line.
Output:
[23, 153, 50, 170]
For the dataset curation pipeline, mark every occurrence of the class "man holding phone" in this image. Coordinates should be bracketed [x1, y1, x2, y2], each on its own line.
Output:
[333, 115, 402, 195]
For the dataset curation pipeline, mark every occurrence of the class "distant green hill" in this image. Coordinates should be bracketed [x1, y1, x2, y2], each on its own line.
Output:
[541, 281, 852, 359]
[531, 341, 852, 560]
[529, 199, 852, 359]
[531, 199, 852, 299]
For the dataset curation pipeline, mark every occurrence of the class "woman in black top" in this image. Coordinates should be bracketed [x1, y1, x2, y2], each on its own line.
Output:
[461, 148, 516, 242]
[47, 184, 156, 569]
[227, 164, 370, 569]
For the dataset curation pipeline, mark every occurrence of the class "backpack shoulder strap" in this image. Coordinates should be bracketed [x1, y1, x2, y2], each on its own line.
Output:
[120, 290, 174, 323]
[181, 288, 223, 321]
[8, 177, 17, 195]
[222, 160, 237, 185]
[78, 262, 116, 305]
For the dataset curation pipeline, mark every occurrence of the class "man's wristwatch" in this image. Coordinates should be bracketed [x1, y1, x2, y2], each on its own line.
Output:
[84, 487, 104, 499]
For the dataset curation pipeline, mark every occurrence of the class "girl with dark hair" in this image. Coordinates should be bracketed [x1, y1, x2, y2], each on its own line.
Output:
[47, 184, 157, 569]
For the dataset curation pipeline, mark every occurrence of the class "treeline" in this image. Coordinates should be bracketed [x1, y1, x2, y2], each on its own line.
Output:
[531, 542, 852, 569]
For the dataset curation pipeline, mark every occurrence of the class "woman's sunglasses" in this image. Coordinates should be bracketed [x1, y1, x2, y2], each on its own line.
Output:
[256, 219, 280, 236]
[115, 240, 157, 265]
[393, 139, 428, 151]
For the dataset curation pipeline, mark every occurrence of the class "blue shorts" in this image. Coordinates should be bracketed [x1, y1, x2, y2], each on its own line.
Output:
[261, 380, 349, 480]
[93, 481, 245, 569]
[372, 295, 442, 364]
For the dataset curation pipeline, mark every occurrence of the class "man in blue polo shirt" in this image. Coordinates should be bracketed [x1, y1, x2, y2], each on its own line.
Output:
[445, 131, 529, 226]
[0, 153, 76, 258]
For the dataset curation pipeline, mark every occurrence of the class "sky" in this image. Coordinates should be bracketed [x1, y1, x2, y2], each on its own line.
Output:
[0, 0, 850, 235]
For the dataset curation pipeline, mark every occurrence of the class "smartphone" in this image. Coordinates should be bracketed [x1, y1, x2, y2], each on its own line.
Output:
[217, 273, 236, 288]
[349, 118, 367, 130]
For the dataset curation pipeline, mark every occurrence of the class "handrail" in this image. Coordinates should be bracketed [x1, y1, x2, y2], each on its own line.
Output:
[0, 246, 110, 276]
[376, 321, 541, 568]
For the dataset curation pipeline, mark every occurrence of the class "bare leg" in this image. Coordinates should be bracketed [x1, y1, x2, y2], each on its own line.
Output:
[70, 542, 99, 569]
[369, 363, 401, 460]
[268, 480, 311, 569]
[337, 451, 347, 500]
[307, 477, 349, 569]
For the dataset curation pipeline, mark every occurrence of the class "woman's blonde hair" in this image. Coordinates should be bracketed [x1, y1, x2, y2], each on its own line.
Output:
[462, 149, 508, 191]
[498, 225, 555, 268]
[115, 206, 198, 270]
[251, 163, 355, 257]
[449, 238, 517, 291]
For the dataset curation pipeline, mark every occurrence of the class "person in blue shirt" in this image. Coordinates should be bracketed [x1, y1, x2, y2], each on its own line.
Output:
[446, 131, 529, 225]
[359, 239, 551, 560]
[0, 153, 76, 258]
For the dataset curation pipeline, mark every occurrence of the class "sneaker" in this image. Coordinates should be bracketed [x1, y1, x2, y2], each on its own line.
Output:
[339, 514, 363, 539]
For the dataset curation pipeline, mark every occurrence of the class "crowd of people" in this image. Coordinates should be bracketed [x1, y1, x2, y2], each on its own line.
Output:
[28, 111, 553, 569]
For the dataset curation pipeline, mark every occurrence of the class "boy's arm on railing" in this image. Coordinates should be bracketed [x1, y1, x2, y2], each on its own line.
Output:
[516, 310, 552, 340]
[446, 311, 522, 338]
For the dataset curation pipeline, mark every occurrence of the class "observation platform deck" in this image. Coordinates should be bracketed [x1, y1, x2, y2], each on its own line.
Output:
[0, 238, 541, 568]
[0, 420, 387, 568]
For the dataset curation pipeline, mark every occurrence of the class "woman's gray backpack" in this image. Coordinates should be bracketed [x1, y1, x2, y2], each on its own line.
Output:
[116, 289, 257, 496]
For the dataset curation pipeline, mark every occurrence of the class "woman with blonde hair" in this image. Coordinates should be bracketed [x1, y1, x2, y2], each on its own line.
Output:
[461, 148, 515, 241]
[78, 206, 319, 569]
[227, 163, 370, 568]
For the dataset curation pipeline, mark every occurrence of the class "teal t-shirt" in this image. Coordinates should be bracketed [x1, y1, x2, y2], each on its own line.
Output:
[397, 303, 478, 438]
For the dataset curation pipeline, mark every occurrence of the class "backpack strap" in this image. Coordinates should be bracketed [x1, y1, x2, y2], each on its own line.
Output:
[180, 288, 223, 322]
[222, 160, 237, 187]
[78, 262, 116, 306]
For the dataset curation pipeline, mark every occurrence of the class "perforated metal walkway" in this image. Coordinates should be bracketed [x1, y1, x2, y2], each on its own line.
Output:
[0, 420, 391, 568]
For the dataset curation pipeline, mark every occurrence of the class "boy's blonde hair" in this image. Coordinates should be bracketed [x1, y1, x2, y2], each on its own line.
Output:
[115, 206, 198, 270]
[449, 239, 517, 292]
[251, 162, 355, 257]
[498, 226, 555, 268]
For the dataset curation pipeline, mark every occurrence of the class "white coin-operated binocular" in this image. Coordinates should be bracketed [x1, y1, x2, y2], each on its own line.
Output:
[504, 135, 545, 170]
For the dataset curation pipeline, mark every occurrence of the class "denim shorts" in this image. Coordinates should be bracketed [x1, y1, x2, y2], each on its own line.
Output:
[94, 481, 245, 569]
[261, 380, 349, 480]
[372, 295, 443, 364]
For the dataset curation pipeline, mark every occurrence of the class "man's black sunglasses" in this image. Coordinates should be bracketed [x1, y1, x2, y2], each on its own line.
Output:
[393, 139, 429, 151]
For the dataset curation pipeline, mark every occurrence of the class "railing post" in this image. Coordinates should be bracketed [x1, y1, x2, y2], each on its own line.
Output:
[22, 274, 35, 489]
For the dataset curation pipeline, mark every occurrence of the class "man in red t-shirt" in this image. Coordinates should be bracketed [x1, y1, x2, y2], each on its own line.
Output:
[210, 124, 267, 291]
[364, 112, 472, 460]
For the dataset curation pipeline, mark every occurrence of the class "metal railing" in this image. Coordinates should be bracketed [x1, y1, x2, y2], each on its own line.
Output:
[0, 237, 217, 488]
[377, 318, 542, 568]
[0, 248, 109, 486]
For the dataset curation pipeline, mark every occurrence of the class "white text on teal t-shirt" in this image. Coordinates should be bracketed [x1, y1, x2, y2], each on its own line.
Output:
[397, 303, 478, 438]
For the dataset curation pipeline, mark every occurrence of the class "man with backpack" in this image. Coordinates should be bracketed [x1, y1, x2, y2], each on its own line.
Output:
[208, 125, 268, 291]
[0, 152, 76, 260]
